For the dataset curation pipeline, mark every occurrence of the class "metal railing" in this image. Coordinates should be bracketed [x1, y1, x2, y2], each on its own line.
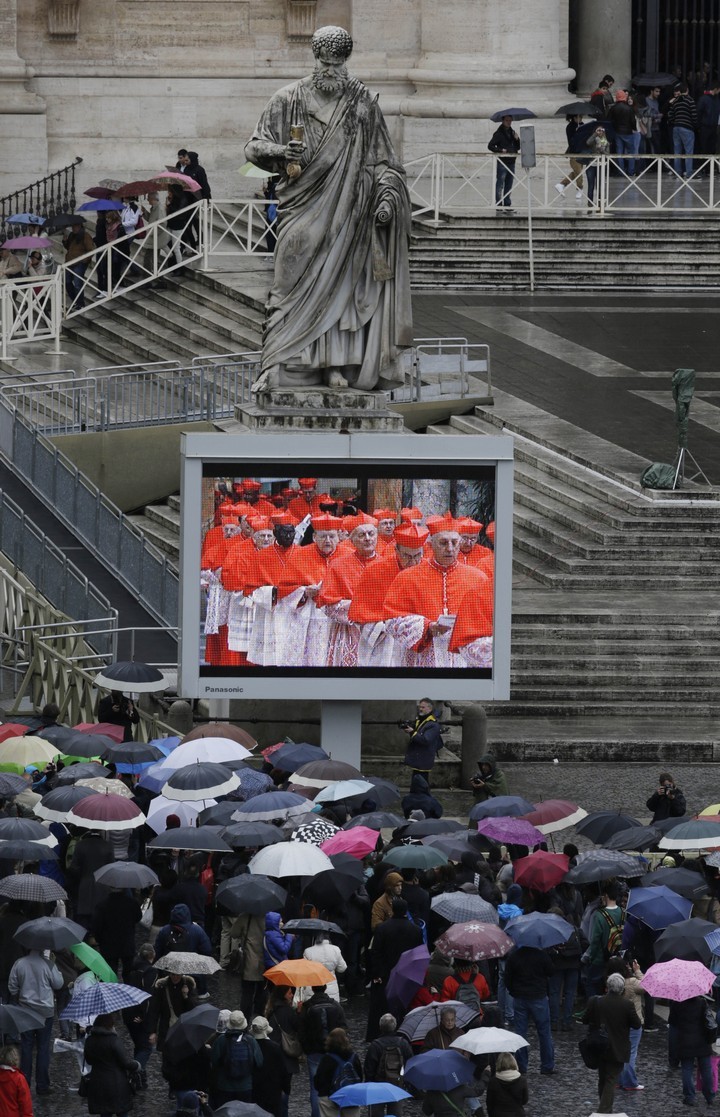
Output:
[0, 157, 83, 241]
[389, 339, 492, 404]
[0, 396, 178, 626]
[0, 274, 62, 360]
[404, 151, 720, 221]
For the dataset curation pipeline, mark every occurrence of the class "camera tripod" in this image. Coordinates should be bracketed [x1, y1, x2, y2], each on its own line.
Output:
[672, 445, 711, 490]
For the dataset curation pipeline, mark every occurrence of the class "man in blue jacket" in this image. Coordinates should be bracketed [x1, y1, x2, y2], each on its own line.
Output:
[401, 698, 443, 782]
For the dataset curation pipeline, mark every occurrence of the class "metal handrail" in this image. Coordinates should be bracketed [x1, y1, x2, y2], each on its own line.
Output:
[0, 157, 83, 240]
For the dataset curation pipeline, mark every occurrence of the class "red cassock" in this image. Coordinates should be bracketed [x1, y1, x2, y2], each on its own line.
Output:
[376, 536, 396, 556]
[252, 497, 277, 517]
[280, 543, 336, 591]
[220, 537, 255, 591]
[347, 552, 404, 624]
[242, 542, 299, 599]
[287, 494, 325, 523]
[203, 535, 247, 666]
[449, 585, 495, 652]
[316, 549, 380, 607]
[460, 544, 495, 580]
[383, 558, 493, 649]
[201, 525, 225, 568]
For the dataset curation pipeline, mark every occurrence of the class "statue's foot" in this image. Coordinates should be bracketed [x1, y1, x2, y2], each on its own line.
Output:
[324, 369, 349, 388]
[252, 367, 280, 393]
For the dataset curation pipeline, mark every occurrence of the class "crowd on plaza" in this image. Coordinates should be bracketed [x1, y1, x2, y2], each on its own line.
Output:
[200, 478, 494, 672]
[0, 703, 719, 1117]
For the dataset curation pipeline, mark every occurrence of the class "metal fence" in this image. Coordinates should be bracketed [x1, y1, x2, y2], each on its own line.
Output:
[388, 339, 492, 404]
[0, 396, 178, 627]
[0, 157, 83, 241]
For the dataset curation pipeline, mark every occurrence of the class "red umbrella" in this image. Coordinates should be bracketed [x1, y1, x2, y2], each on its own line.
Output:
[84, 186, 118, 200]
[513, 851, 570, 892]
[150, 171, 202, 193]
[320, 826, 379, 859]
[522, 799, 588, 835]
[73, 722, 125, 743]
[116, 180, 161, 197]
[67, 792, 145, 831]
[0, 723, 34, 744]
[182, 722, 257, 751]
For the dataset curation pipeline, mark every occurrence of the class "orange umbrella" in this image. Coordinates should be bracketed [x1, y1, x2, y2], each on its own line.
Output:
[264, 959, 334, 988]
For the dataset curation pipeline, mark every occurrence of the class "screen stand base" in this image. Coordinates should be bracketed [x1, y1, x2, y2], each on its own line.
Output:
[321, 700, 362, 768]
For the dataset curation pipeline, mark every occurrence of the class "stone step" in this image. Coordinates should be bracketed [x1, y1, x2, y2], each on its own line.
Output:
[511, 550, 720, 587]
[513, 612, 720, 627]
[485, 699, 720, 717]
[186, 269, 267, 316]
[143, 502, 181, 534]
[160, 276, 264, 335]
[109, 300, 259, 359]
[64, 313, 185, 366]
[125, 287, 263, 349]
[512, 521, 720, 574]
[167, 494, 181, 513]
[512, 653, 717, 671]
[126, 514, 180, 563]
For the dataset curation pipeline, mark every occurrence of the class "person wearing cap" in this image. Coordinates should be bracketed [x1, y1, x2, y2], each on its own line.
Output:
[239, 480, 276, 517]
[348, 521, 428, 666]
[383, 516, 492, 668]
[288, 478, 324, 523]
[240, 514, 300, 666]
[372, 509, 397, 554]
[209, 1009, 263, 1106]
[280, 514, 342, 666]
[400, 507, 423, 524]
[222, 516, 275, 664]
[317, 513, 379, 667]
[202, 509, 248, 666]
[250, 1016, 289, 1117]
[175, 1090, 213, 1117]
[456, 518, 494, 580]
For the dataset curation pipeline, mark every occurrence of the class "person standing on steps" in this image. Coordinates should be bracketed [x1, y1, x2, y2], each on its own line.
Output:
[488, 115, 521, 213]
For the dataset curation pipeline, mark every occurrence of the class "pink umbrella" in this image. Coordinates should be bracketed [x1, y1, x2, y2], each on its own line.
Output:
[477, 817, 545, 847]
[74, 722, 125, 743]
[67, 792, 145, 831]
[3, 237, 54, 250]
[640, 958, 717, 1001]
[320, 825, 380, 859]
[150, 171, 202, 193]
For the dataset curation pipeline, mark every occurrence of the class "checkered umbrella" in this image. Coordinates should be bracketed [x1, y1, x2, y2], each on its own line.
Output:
[291, 819, 339, 846]
[0, 873, 67, 903]
[60, 981, 150, 1020]
[431, 892, 499, 925]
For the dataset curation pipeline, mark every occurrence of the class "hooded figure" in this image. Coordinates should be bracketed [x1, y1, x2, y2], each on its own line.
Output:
[185, 151, 211, 199]
[154, 903, 213, 959]
[401, 772, 443, 820]
[262, 912, 294, 969]
[471, 754, 509, 802]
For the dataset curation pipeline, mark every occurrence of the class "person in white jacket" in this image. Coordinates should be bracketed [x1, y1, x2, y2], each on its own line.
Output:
[302, 933, 347, 1002]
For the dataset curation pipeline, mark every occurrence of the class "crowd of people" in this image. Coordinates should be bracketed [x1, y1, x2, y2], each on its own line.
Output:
[200, 478, 495, 671]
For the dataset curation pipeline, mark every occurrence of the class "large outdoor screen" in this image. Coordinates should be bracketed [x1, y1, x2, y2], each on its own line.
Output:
[179, 433, 513, 701]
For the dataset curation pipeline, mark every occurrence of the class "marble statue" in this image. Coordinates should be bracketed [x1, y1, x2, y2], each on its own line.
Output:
[245, 25, 413, 393]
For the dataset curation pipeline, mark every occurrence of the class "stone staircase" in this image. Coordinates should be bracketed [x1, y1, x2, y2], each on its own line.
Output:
[127, 493, 181, 564]
[410, 214, 720, 289]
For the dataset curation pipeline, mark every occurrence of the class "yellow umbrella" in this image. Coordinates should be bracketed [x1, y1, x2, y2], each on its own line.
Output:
[699, 805, 720, 816]
[237, 161, 273, 178]
[0, 735, 58, 774]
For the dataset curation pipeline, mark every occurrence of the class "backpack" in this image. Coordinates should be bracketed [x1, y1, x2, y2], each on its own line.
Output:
[640, 462, 676, 490]
[330, 1054, 361, 1093]
[454, 975, 483, 1017]
[224, 1033, 253, 1079]
[378, 1041, 404, 1086]
[600, 908, 624, 958]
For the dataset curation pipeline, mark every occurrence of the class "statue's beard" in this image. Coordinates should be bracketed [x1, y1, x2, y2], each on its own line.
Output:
[312, 66, 349, 94]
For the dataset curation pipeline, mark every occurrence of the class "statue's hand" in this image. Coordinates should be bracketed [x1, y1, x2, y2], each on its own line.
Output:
[285, 139, 306, 161]
[375, 205, 392, 225]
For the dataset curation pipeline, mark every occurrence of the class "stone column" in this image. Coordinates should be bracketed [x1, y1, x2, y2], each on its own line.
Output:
[574, 0, 632, 96]
[0, 0, 47, 192]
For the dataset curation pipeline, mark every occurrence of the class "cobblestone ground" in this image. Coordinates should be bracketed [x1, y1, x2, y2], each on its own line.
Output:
[35, 761, 720, 1117]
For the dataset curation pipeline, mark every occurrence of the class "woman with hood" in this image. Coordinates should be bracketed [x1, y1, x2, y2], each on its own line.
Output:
[263, 912, 295, 969]
[401, 773, 443, 820]
[485, 1052, 528, 1117]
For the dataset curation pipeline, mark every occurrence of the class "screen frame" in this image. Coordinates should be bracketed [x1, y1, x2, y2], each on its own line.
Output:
[179, 432, 513, 702]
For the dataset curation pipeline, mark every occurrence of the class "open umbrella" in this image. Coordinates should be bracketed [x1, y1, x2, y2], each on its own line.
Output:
[451, 1027, 529, 1055]
[0, 723, 36, 744]
[291, 759, 363, 790]
[68, 792, 145, 831]
[469, 796, 534, 822]
[94, 862, 160, 889]
[655, 918, 718, 964]
[0, 735, 58, 773]
[640, 958, 717, 1001]
[0, 818, 56, 845]
[604, 825, 662, 852]
[504, 913, 573, 950]
[116, 180, 164, 198]
[147, 827, 232, 854]
[398, 1000, 480, 1042]
[214, 1105, 272, 1117]
[248, 842, 333, 879]
[490, 108, 537, 122]
[522, 799, 588, 835]
[269, 742, 328, 772]
[150, 171, 203, 192]
[403, 1049, 475, 1091]
[575, 811, 642, 845]
[403, 819, 465, 838]
[84, 186, 119, 200]
[386, 944, 430, 1013]
[3, 236, 54, 250]
[302, 868, 362, 908]
[513, 851, 569, 892]
[291, 819, 339, 846]
[626, 885, 692, 931]
[215, 875, 287, 916]
[555, 101, 601, 117]
[639, 867, 707, 900]
[14, 915, 86, 950]
[101, 740, 165, 766]
[198, 802, 239, 827]
[45, 214, 85, 231]
[77, 777, 133, 797]
[93, 661, 166, 692]
[164, 739, 253, 770]
[69, 941, 117, 982]
[331, 1084, 411, 1109]
[320, 826, 379, 860]
[343, 812, 404, 831]
[162, 762, 240, 802]
[476, 817, 544, 848]
[564, 849, 645, 885]
[55, 762, 110, 784]
[183, 723, 257, 750]
[74, 722, 125, 742]
[315, 780, 375, 804]
[431, 893, 499, 925]
[229, 767, 275, 802]
[155, 952, 222, 976]
[232, 792, 312, 823]
[164, 1002, 221, 1057]
[283, 918, 343, 935]
[7, 213, 46, 226]
[0, 839, 58, 861]
[423, 833, 487, 863]
[76, 200, 124, 212]
[60, 982, 147, 1020]
[146, 797, 207, 834]
[359, 777, 401, 807]
[0, 1003, 46, 1034]
[264, 959, 334, 987]
[0, 772, 28, 798]
[221, 821, 285, 849]
[0, 874, 67, 903]
[659, 820, 720, 850]
[435, 922, 513, 961]
[384, 845, 449, 871]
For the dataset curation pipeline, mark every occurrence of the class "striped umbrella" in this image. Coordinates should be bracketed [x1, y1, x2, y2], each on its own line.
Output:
[67, 792, 145, 831]
[60, 982, 149, 1020]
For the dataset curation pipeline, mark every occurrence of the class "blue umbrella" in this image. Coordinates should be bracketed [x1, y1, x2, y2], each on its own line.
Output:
[227, 765, 275, 801]
[271, 741, 329, 772]
[504, 912, 573, 950]
[404, 1049, 475, 1092]
[627, 886, 693, 931]
[331, 1084, 411, 1108]
[115, 735, 179, 774]
[60, 981, 150, 1020]
[490, 108, 536, 122]
[469, 795, 535, 822]
[76, 199, 124, 211]
[7, 213, 45, 225]
[705, 928, 720, 955]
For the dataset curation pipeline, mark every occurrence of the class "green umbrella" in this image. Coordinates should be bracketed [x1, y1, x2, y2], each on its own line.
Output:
[384, 844, 449, 870]
[70, 941, 117, 982]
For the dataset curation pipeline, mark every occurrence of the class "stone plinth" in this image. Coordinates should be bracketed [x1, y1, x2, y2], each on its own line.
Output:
[236, 387, 405, 431]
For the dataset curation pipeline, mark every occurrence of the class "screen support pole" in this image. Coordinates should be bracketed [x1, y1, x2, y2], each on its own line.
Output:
[321, 700, 362, 768]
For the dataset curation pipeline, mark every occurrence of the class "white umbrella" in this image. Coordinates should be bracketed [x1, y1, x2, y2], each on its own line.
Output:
[451, 1027, 529, 1055]
[159, 738, 252, 770]
[155, 952, 222, 975]
[314, 779, 375, 804]
[77, 777, 133, 798]
[145, 797, 211, 834]
[248, 842, 333, 878]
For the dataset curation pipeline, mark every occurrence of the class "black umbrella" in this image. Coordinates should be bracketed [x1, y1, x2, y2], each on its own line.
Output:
[639, 866, 708, 901]
[45, 213, 85, 231]
[221, 822, 284, 849]
[163, 1002, 220, 1058]
[302, 868, 360, 908]
[329, 853, 365, 881]
[0, 818, 55, 844]
[36, 725, 75, 746]
[33, 784, 98, 823]
[101, 741, 165, 765]
[55, 762, 111, 784]
[0, 772, 31, 798]
[563, 849, 645, 885]
[632, 72, 680, 87]
[423, 832, 487, 862]
[555, 100, 602, 117]
[575, 811, 642, 846]
[93, 660, 165, 693]
[198, 802, 241, 827]
[570, 120, 617, 152]
[215, 874, 287, 915]
[162, 762, 239, 801]
[271, 742, 328, 772]
[0, 1003, 46, 1034]
[654, 917, 718, 964]
[604, 825, 662, 852]
[14, 915, 86, 950]
[283, 918, 344, 935]
[343, 811, 404, 831]
[490, 107, 536, 121]
[356, 777, 401, 807]
[402, 819, 465, 838]
[56, 733, 114, 759]
[147, 826, 232, 853]
[94, 862, 160, 888]
[0, 840, 59, 861]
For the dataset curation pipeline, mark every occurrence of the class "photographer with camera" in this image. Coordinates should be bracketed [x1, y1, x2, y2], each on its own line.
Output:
[400, 698, 443, 782]
[646, 771, 686, 823]
[470, 753, 509, 803]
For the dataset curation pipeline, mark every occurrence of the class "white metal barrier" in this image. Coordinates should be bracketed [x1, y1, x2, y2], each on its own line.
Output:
[389, 338, 492, 404]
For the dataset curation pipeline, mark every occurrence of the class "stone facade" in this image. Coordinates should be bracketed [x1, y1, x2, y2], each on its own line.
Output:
[1, 0, 631, 198]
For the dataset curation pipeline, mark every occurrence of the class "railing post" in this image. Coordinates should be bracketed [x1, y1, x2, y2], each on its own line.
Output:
[433, 154, 441, 225]
[201, 199, 210, 272]
[598, 157, 606, 216]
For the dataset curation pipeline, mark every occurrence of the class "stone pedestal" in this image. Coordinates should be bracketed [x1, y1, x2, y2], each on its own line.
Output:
[236, 387, 405, 432]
